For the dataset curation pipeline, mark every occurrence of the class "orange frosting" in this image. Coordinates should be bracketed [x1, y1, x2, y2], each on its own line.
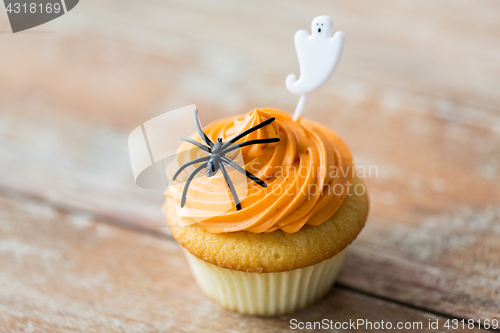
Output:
[167, 108, 354, 233]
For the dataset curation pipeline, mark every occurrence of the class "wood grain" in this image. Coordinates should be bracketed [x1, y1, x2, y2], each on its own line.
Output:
[0, 0, 499, 327]
[1, 85, 498, 321]
[0, 193, 486, 333]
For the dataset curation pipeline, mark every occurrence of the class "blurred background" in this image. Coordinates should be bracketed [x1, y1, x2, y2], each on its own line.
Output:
[0, 0, 499, 331]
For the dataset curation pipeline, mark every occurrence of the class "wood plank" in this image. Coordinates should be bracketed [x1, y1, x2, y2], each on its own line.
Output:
[1, 52, 499, 322]
[0, 193, 486, 333]
[340, 233, 500, 321]
[0, 0, 499, 324]
[2, 0, 499, 111]
[0, 108, 166, 231]
[0, 71, 499, 230]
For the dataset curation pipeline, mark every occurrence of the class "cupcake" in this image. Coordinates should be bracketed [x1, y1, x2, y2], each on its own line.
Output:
[164, 108, 368, 316]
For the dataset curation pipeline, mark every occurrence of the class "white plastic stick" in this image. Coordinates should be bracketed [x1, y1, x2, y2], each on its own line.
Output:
[293, 94, 307, 121]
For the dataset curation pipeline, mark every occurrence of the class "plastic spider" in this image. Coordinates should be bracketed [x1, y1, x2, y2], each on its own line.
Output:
[173, 110, 280, 211]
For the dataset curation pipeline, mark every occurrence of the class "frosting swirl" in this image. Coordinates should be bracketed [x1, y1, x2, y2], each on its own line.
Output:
[167, 108, 353, 233]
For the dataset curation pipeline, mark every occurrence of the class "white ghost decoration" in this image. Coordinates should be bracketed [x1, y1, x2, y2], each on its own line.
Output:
[286, 15, 345, 120]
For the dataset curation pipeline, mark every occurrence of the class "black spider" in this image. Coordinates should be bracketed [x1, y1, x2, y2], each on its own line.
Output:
[173, 110, 280, 211]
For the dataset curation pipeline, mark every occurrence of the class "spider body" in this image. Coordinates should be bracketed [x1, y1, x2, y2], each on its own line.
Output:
[206, 138, 223, 177]
[173, 110, 280, 211]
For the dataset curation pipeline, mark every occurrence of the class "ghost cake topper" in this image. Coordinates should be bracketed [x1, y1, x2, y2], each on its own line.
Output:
[286, 15, 345, 121]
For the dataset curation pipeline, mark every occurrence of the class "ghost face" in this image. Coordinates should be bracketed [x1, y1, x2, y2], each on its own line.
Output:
[311, 15, 333, 36]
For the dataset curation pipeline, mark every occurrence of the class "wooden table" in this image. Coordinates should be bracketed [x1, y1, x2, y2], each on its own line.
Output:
[0, 1, 499, 332]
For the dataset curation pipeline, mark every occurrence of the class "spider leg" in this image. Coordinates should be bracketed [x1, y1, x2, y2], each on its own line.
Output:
[222, 137, 280, 154]
[221, 117, 276, 150]
[221, 157, 267, 188]
[173, 156, 211, 181]
[181, 136, 211, 153]
[219, 161, 241, 211]
[180, 162, 209, 208]
[194, 110, 214, 148]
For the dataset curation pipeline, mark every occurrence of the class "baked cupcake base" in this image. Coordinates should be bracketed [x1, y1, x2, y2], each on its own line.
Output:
[166, 175, 368, 315]
[182, 247, 347, 316]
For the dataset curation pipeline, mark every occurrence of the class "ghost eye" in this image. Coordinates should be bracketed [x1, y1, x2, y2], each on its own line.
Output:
[321, 23, 323, 26]
[316, 23, 318, 25]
